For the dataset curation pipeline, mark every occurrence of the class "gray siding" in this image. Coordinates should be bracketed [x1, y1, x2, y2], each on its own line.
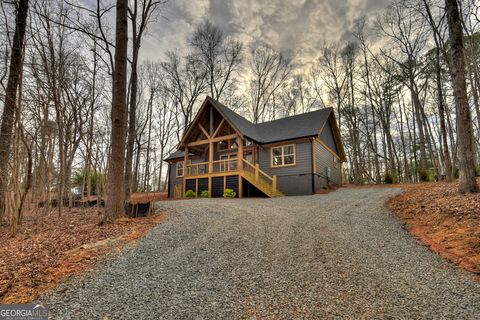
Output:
[320, 120, 338, 154]
[168, 160, 184, 198]
[313, 140, 342, 192]
[258, 140, 313, 196]
[276, 174, 313, 196]
[167, 156, 204, 198]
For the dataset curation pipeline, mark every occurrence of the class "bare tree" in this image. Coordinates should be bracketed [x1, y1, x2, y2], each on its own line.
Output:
[104, 0, 129, 222]
[377, 0, 430, 177]
[161, 51, 208, 137]
[422, 0, 454, 181]
[445, 0, 479, 193]
[0, 0, 29, 220]
[190, 20, 243, 100]
[124, 0, 165, 197]
[248, 45, 290, 123]
[316, 43, 348, 128]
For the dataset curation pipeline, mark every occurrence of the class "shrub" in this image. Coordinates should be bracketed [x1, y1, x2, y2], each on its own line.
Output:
[384, 173, 394, 184]
[200, 190, 209, 198]
[184, 190, 196, 198]
[223, 188, 236, 198]
[419, 170, 429, 182]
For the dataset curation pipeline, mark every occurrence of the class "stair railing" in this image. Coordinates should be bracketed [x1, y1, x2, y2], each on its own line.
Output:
[241, 159, 277, 193]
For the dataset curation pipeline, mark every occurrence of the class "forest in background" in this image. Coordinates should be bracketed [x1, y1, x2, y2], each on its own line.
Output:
[0, 0, 479, 229]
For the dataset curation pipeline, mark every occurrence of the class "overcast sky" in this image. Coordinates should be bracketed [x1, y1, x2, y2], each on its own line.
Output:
[140, 0, 391, 71]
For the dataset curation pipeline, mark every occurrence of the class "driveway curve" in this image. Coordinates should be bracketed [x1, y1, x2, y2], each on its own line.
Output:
[41, 188, 480, 319]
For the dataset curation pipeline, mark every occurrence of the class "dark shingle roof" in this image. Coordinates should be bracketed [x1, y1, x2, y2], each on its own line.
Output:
[208, 98, 259, 138]
[164, 150, 194, 161]
[254, 108, 333, 143]
[208, 97, 332, 144]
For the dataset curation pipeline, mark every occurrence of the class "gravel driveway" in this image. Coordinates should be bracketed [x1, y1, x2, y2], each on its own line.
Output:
[40, 188, 480, 319]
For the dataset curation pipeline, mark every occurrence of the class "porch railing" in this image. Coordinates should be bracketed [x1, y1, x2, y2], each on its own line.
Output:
[185, 162, 208, 176]
[185, 159, 239, 176]
[213, 158, 238, 173]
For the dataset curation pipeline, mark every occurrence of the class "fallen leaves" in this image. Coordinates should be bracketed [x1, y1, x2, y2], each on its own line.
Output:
[388, 178, 480, 275]
[0, 206, 167, 303]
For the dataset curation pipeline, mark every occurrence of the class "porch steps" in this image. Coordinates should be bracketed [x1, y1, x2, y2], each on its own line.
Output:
[240, 170, 284, 198]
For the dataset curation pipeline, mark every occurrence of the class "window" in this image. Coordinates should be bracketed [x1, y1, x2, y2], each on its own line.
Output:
[271, 144, 296, 167]
[176, 161, 184, 177]
[218, 139, 238, 151]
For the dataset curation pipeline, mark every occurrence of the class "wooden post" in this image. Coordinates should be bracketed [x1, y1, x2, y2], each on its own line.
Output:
[238, 138, 244, 198]
[210, 105, 214, 135]
[255, 164, 259, 182]
[272, 176, 277, 193]
[183, 147, 188, 198]
[238, 138, 243, 171]
[238, 175, 243, 197]
[184, 146, 189, 175]
[209, 142, 214, 174]
[208, 177, 212, 197]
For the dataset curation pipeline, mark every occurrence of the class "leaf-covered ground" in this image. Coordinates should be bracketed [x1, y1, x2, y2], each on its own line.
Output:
[388, 179, 480, 275]
[0, 195, 167, 304]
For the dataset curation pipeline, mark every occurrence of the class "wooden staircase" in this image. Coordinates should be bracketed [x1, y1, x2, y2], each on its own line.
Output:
[240, 159, 284, 197]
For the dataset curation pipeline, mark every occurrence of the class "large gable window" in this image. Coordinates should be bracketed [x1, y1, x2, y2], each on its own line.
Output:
[271, 144, 296, 167]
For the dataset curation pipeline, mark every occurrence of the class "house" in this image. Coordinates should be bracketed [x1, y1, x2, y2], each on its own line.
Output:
[165, 96, 346, 198]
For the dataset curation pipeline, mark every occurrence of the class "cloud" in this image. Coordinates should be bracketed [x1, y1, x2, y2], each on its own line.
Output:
[140, 0, 390, 72]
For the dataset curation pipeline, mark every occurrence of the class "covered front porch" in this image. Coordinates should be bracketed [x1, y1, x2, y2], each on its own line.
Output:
[176, 99, 281, 198]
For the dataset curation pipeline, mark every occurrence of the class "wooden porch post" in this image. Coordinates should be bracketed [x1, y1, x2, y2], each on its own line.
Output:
[238, 138, 243, 170]
[183, 146, 189, 175]
[208, 142, 213, 197]
[209, 142, 214, 173]
[272, 176, 277, 193]
[238, 138, 243, 197]
[183, 146, 188, 197]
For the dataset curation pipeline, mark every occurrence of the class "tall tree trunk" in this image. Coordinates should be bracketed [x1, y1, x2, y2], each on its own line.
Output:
[104, 0, 129, 222]
[124, 34, 139, 197]
[445, 0, 479, 193]
[85, 45, 97, 197]
[436, 48, 453, 181]
[410, 77, 428, 175]
[0, 0, 29, 221]
[143, 96, 153, 191]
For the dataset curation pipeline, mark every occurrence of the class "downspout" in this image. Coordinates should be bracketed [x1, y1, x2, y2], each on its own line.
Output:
[311, 138, 315, 195]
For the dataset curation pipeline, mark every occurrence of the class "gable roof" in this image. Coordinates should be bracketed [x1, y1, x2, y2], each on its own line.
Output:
[170, 96, 345, 161]
[209, 97, 333, 144]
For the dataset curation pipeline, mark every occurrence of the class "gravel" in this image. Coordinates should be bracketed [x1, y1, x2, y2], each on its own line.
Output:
[39, 188, 480, 319]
